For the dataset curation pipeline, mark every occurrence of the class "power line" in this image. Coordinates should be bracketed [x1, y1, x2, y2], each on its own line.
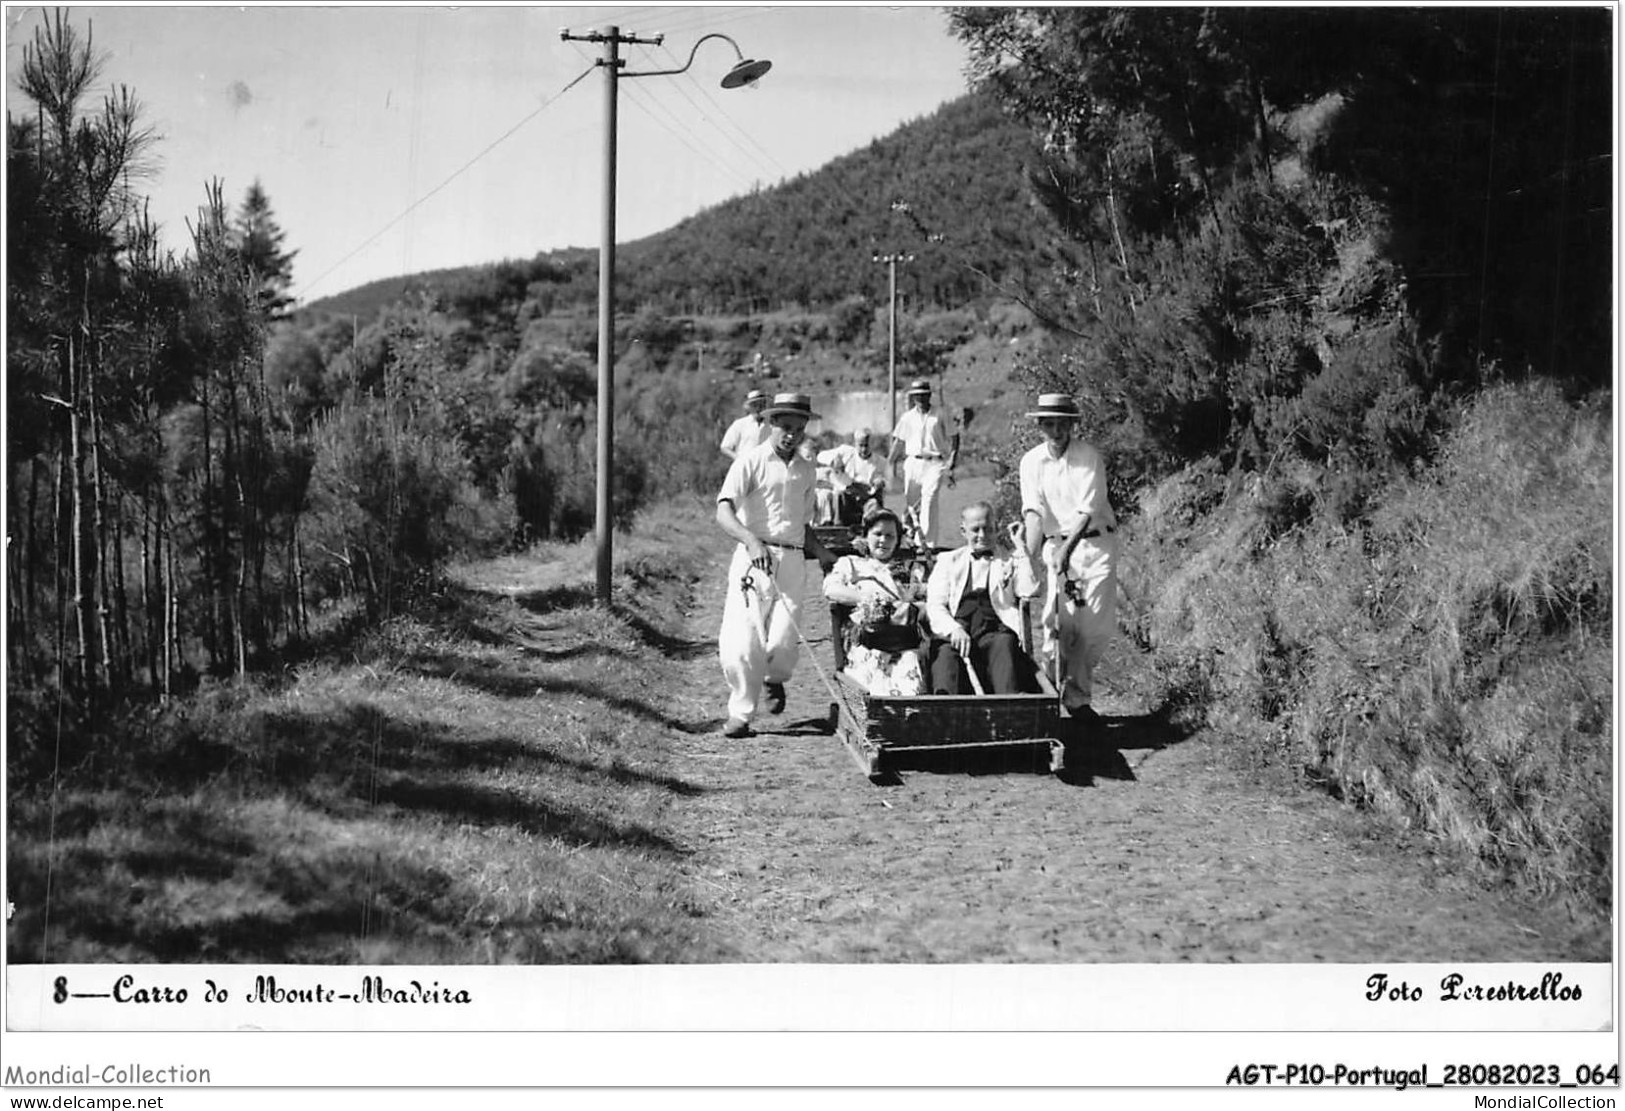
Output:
[644, 65, 778, 189]
[298, 62, 597, 302]
[570, 37, 764, 193]
[619, 79, 760, 193]
[585, 6, 689, 31]
[644, 37, 992, 319]
[654, 6, 774, 37]
[887, 194, 1093, 338]
[651, 41, 790, 182]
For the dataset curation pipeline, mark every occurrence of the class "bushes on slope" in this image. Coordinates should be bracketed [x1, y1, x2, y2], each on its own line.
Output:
[1126, 380, 1611, 916]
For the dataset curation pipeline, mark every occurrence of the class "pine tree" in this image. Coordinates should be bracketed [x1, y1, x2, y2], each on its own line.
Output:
[233, 179, 297, 319]
[15, 9, 157, 693]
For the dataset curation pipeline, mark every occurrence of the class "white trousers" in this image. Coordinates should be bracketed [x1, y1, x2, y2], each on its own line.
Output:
[813, 487, 838, 526]
[718, 543, 809, 722]
[1040, 534, 1118, 709]
[902, 457, 947, 548]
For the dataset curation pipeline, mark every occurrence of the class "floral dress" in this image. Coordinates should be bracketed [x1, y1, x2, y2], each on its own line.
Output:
[823, 554, 925, 697]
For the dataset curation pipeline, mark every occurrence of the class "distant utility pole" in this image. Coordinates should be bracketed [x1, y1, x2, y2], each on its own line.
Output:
[873, 250, 914, 431]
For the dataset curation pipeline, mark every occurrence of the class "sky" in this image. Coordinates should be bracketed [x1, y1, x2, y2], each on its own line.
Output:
[3, 4, 975, 305]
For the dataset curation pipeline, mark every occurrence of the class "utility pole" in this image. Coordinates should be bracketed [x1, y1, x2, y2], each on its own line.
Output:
[872, 251, 913, 432]
[561, 25, 663, 605]
[560, 25, 769, 606]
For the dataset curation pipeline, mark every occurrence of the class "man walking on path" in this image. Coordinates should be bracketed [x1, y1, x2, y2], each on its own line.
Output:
[715, 393, 839, 738]
[719, 388, 771, 460]
[1019, 393, 1119, 719]
[925, 502, 1041, 695]
[888, 378, 958, 549]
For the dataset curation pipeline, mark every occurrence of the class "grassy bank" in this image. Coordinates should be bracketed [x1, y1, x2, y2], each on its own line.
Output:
[6, 496, 730, 964]
[1121, 381, 1612, 921]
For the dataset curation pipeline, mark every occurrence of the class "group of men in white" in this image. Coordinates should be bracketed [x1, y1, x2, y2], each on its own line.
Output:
[714, 380, 1117, 740]
[718, 378, 958, 541]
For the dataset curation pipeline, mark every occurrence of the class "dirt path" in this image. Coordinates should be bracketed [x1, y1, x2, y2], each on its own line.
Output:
[657, 517, 1602, 963]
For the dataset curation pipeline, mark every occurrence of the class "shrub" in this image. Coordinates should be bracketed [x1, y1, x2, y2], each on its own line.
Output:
[305, 394, 498, 617]
[1131, 380, 1612, 918]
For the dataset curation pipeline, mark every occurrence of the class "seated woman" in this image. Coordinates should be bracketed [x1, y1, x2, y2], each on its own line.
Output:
[821, 508, 925, 697]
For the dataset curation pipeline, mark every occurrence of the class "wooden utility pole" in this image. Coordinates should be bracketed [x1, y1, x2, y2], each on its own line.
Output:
[872, 251, 913, 431]
[562, 25, 663, 605]
[560, 23, 770, 604]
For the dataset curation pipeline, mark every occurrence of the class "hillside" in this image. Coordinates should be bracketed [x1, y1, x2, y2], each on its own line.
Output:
[302, 92, 1048, 323]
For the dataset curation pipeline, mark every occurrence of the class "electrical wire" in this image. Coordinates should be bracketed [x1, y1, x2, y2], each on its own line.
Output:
[650, 37, 918, 270]
[619, 79, 760, 193]
[567, 35, 761, 191]
[299, 62, 598, 301]
[650, 40, 791, 182]
[652, 6, 774, 38]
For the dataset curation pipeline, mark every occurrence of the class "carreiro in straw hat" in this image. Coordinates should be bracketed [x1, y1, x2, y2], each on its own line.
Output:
[713, 389, 838, 739]
[1017, 388, 1119, 720]
[889, 376, 959, 548]
[762, 391, 821, 421]
[720, 388, 775, 460]
[1026, 392, 1081, 420]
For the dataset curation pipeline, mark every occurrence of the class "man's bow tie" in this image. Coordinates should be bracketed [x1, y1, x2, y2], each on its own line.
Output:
[971, 549, 993, 560]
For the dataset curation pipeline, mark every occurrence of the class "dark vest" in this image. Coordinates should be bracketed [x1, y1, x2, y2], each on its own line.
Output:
[954, 565, 1003, 641]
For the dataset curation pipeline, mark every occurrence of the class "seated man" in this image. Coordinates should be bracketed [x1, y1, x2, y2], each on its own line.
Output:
[924, 502, 1041, 695]
[818, 428, 887, 528]
[804, 438, 839, 525]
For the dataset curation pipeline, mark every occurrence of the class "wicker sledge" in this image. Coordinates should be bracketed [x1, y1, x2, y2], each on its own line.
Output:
[823, 598, 1067, 781]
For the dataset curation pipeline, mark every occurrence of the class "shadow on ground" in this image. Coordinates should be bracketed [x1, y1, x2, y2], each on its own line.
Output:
[7, 690, 713, 963]
[407, 649, 704, 737]
[7, 792, 702, 964]
[8, 814, 433, 963]
[612, 604, 714, 662]
[508, 581, 712, 662]
[1057, 705, 1199, 787]
[5, 552, 733, 966]
[845, 704, 1199, 786]
[883, 741, 1062, 778]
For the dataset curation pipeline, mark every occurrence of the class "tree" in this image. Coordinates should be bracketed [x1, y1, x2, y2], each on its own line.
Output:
[233, 179, 298, 319]
[14, 9, 157, 693]
[950, 7, 1612, 485]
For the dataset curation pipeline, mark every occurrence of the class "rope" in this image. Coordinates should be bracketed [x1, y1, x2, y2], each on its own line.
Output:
[739, 569, 860, 728]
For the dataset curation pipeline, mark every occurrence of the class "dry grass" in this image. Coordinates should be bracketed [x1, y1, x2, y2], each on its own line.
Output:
[1123, 381, 1612, 921]
[6, 495, 735, 964]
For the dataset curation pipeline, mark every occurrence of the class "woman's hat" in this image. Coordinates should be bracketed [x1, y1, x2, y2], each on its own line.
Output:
[1026, 393, 1082, 420]
[905, 378, 932, 396]
[763, 392, 821, 421]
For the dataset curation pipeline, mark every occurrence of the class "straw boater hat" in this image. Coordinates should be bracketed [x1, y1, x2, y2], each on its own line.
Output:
[1026, 393, 1082, 420]
[905, 378, 932, 396]
[744, 388, 768, 409]
[763, 392, 821, 421]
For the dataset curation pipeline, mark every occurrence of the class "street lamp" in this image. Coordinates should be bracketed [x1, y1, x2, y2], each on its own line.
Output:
[561, 26, 772, 605]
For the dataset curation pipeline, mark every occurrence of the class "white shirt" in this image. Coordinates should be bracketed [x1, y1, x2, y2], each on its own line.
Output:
[717, 440, 817, 545]
[816, 444, 885, 490]
[720, 414, 770, 459]
[924, 545, 1039, 639]
[891, 406, 953, 459]
[968, 551, 990, 593]
[1019, 437, 1117, 539]
[822, 554, 904, 607]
